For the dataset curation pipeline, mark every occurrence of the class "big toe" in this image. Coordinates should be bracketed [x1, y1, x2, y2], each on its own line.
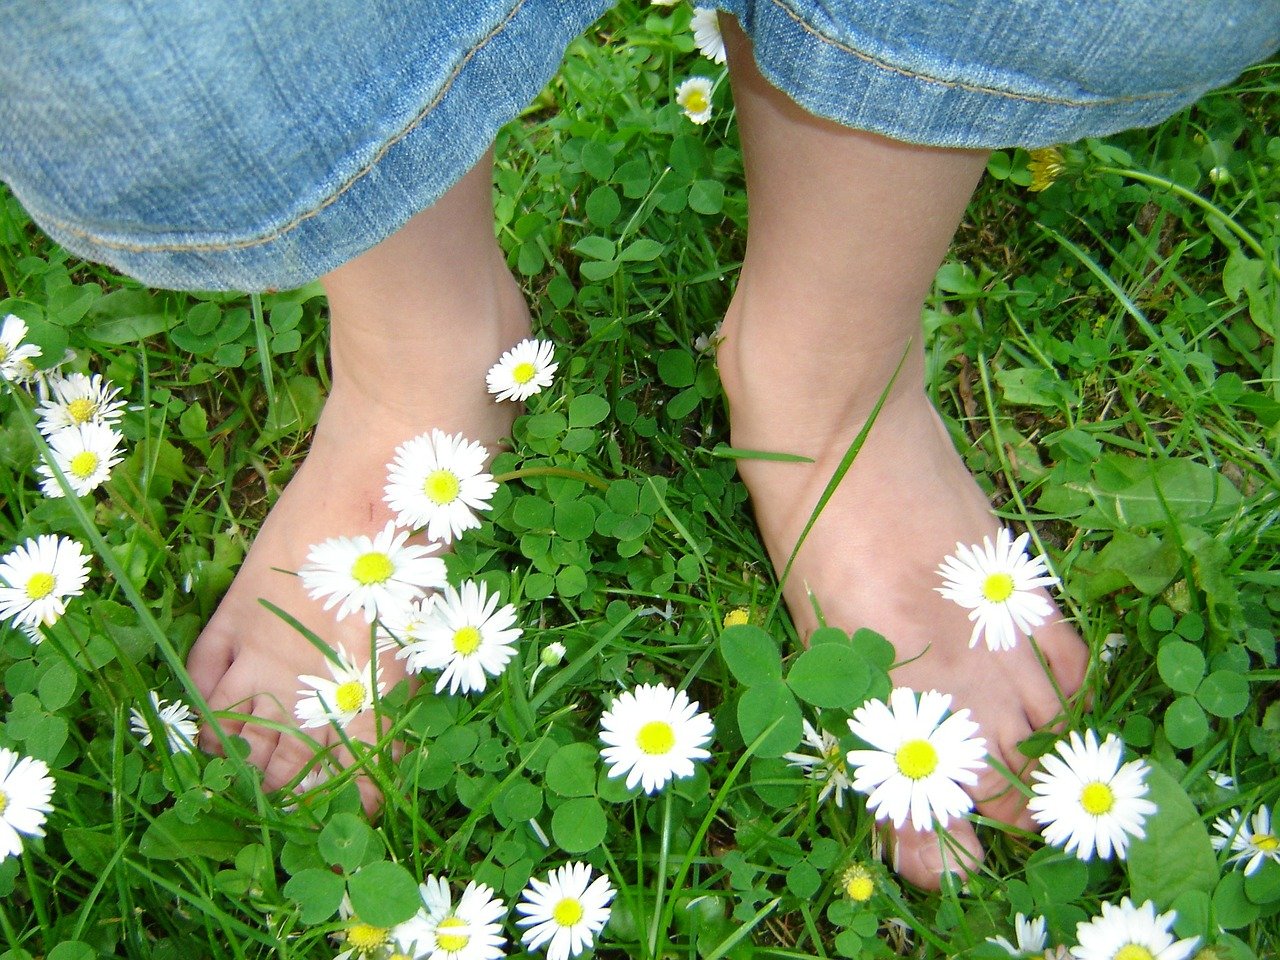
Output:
[891, 819, 984, 891]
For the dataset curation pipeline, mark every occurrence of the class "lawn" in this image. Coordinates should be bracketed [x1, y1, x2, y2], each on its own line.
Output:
[1, 4, 1278, 958]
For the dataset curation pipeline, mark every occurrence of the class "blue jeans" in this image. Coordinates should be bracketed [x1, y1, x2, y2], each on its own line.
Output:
[1, 0, 1275, 291]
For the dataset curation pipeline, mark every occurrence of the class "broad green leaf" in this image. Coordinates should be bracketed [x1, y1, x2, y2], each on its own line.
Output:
[786, 644, 871, 709]
[737, 681, 802, 758]
[318, 812, 374, 872]
[1157, 640, 1205, 693]
[348, 861, 422, 927]
[1196, 670, 1249, 718]
[719, 625, 783, 685]
[568, 394, 610, 428]
[545, 742, 598, 798]
[1127, 762, 1218, 907]
[1214, 871, 1264, 929]
[551, 797, 607, 853]
[585, 185, 621, 227]
[1164, 695, 1209, 748]
[138, 809, 249, 861]
[283, 868, 345, 925]
[657, 350, 695, 388]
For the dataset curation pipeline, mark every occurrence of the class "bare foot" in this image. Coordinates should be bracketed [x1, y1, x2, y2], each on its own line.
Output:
[718, 300, 1089, 889]
[187, 159, 529, 811]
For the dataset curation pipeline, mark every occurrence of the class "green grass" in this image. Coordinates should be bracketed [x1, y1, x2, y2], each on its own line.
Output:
[1, 3, 1279, 958]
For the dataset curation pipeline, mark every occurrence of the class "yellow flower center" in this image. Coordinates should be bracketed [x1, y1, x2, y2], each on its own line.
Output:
[351, 551, 394, 585]
[842, 865, 874, 902]
[69, 450, 99, 479]
[636, 720, 676, 755]
[895, 739, 939, 780]
[1255, 833, 1279, 853]
[25, 572, 56, 600]
[346, 922, 389, 951]
[66, 397, 97, 423]
[435, 917, 470, 953]
[823, 742, 847, 774]
[424, 469, 461, 505]
[453, 625, 482, 655]
[1113, 946, 1155, 960]
[511, 361, 537, 385]
[681, 90, 709, 114]
[722, 608, 750, 628]
[1080, 781, 1115, 815]
[0, 343, 8, 360]
[552, 897, 585, 927]
[0, 790, 7, 816]
[982, 572, 1015, 602]
[333, 680, 367, 713]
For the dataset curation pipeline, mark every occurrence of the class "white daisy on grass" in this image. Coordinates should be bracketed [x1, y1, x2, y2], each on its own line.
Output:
[0, 747, 56, 860]
[335, 894, 395, 960]
[516, 862, 616, 960]
[375, 595, 435, 655]
[782, 719, 855, 808]
[397, 580, 521, 695]
[1212, 805, 1280, 876]
[675, 77, 714, 125]
[935, 528, 1059, 652]
[987, 913, 1049, 957]
[486, 338, 557, 403]
[1206, 769, 1235, 791]
[0, 314, 42, 382]
[599, 682, 714, 794]
[384, 430, 498, 544]
[1026, 730, 1156, 861]
[35, 372, 126, 436]
[129, 691, 200, 754]
[845, 687, 988, 832]
[1069, 898, 1198, 960]
[298, 521, 445, 623]
[295, 645, 384, 730]
[36, 422, 125, 498]
[391, 875, 508, 960]
[0, 534, 91, 630]
[690, 8, 727, 63]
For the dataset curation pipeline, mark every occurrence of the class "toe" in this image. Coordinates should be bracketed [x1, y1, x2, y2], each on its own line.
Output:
[892, 819, 983, 891]
[239, 697, 284, 771]
[263, 728, 322, 793]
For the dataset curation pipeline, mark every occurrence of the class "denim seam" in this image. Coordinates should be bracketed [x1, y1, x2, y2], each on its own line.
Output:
[767, 0, 1272, 108]
[30, 0, 529, 255]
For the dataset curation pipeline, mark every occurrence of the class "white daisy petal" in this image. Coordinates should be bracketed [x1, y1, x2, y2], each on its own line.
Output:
[391, 875, 508, 960]
[690, 7, 727, 64]
[675, 77, 714, 125]
[486, 338, 557, 403]
[0, 747, 56, 860]
[384, 429, 498, 544]
[599, 682, 714, 794]
[129, 691, 200, 754]
[935, 528, 1059, 652]
[1070, 897, 1198, 960]
[35, 372, 127, 436]
[1026, 730, 1156, 861]
[395, 580, 521, 695]
[0, 535, 91, 630]
[298, 520, 445, 623]
[845, 686, 988, 832]
[36, 422, 125, 498]
[782, 719, 854, 808]
[986, 912, 1048, 957]
[294, 644, 385, 730]
[1212, 805, 1280, 877]
[0, 314, 43, 383]
[516, 862, 616, 960]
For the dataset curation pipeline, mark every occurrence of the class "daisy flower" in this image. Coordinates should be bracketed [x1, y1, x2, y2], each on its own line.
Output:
[129, 691, 200, 754]
[36, 422, 125, 498]
[690, 7, 727, 63]
[935, 528, 1059, 651]
[1027, 730, 1156, 861]
[1070, 898, 1198, 960]
[1206, 769, 1235, 791]
[675, 77, 714, 125]
[599, 682, 714, 794]
[0, 534, 91, 630]
[298, 520, 445, 623]
[35, 372, 126, 436]
[375, 595, 435, 656]
[840, 863, 876, 903]
[334, 894, 395, 960]
[0, 747, 56, 860]
[391, 875, 508, 960]
[987, 913, 1048, 957]
[0, 314, 42, 382]
[845, 687, 988, 832]
[516, 862, 616, 960]
[384, 430, 498, 544]
[541, 641, 567, 667]
[295, 645, 384, 730]
[782, 719, 855, 808]
[397, 580, 521, 695]
[486, 338, 557, 403]
[1212, 806, 1280, 876]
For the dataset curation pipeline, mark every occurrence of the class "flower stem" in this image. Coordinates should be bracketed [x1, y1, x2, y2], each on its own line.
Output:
[647, 790, 674, 957]
[493, 465, 610, 492]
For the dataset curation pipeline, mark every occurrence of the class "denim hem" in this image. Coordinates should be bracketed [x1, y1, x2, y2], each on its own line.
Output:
[723, 0, 1280, 150]
[20, 0, 610, 291]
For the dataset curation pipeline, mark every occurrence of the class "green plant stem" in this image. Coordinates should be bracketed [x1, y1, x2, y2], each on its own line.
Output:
[647, 790, 674, 957]
[494, 465, 610, 492]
